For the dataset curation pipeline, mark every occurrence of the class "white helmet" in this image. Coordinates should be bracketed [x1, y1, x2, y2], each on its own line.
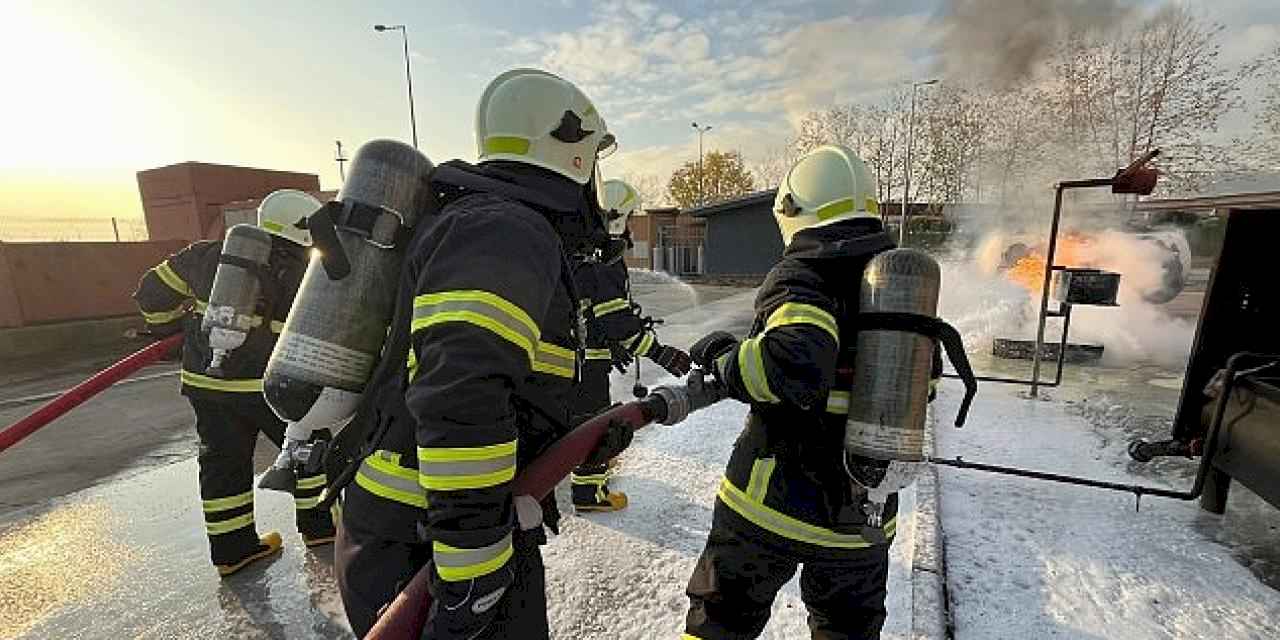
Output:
[257, 189, 320, 246]
[773, 144, 879, 246]
[600, 179, 640, 236]
[475, 68, 615, 185]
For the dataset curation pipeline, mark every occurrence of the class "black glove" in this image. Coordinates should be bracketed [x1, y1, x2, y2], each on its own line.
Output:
[583, 417, 634, 467]
[689, 330, 738, 375]
[649, 344, 692, 377]
[424, 560, 514, 639]
[608, 342, 635, 374]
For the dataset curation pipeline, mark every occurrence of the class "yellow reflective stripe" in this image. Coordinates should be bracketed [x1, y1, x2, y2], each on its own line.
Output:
[718, 479, 896, 548]
[206, 512, 255, 535]
[814, 197, 855, 221]
[736, 337, 779, 403]
[619, 185, 637, 209]
[195, 300, 208, 314]
[570, 472, 609, 486]
[153, 261, 192, 297]
[826, 390, 851, 415]
[533, 341, 576, 378]
[592, 298, 630, 317]
[765, 302, 839, 344]
[930, 378, 939, 393]
[261, 220, 285, 233]
[484, 136, 531, 156]
[356, 451, 427, 508]
[180, 370, 263, 393]
[270, 320, 285, 333]
[294, 495, 322, 510]
[417, 441, 516, 462]
[141, 305, 189, 324]
[628, 331, 655, 357]
[745, 457, 776, 502]
[433, 535, 514, 582]
[682, 635, 705, 640]
[406, 346, 419, 380]
[412, 291, 540, 365]
[202, 490, 254, 512]
[296, 474, 327, 490]
[584, 348, 613, 360]
[418, 441, 518, 491]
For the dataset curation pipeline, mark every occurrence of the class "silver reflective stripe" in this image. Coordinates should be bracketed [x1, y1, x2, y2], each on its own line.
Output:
[433, 533, 513, 580]
[412, 298, 538, 353]
[357, 454, 427, 508]
[534, 343, 576, 372]
[826, 391, 850, 415]
[418, 455, 517, 481]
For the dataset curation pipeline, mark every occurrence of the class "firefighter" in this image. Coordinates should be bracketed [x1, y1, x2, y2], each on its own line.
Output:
[133, 190, 336, 577]
[334, 68, 632, 639]
[569, 178, 692, 512]
[682, 145, 941, 639]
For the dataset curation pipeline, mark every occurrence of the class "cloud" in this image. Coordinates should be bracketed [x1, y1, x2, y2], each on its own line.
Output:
[493, 3, 937, 179]
[656, 13, 682, 29]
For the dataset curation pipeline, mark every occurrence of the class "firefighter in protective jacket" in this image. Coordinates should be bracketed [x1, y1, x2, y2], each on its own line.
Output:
[132, 190, 335, 577]
[569, 178, 692, 512]
[334, 69, 630, 639]
[682, 145, 942, 639]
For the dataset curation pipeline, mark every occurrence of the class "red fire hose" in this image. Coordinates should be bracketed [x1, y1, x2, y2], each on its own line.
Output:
[0, 334, 182, 454]
[366, 378, 720, 640]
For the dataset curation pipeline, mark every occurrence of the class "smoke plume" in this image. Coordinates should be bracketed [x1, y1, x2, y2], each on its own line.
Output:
[936, 0, 1132, 85]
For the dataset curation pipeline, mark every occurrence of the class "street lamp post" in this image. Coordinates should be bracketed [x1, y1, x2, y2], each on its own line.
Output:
[691, 122, 712, 206]
[374, 24, 419, 149]
[901, 78, 938, 246]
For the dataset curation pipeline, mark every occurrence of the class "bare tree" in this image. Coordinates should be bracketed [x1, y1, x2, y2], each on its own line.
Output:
[619, 172, 671, 209]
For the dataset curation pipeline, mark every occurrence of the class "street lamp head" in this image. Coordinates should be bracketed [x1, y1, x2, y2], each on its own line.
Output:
[691, 122, 698, 129]
[374, 24, 388, 31]
[920, 79, 939, 86]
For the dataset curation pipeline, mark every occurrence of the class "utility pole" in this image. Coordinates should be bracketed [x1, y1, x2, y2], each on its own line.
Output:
[335, 140, 349, 183]
[901, 79, 938, 246]
[691, 122, 712, 206]
[374, 24, 419, 149]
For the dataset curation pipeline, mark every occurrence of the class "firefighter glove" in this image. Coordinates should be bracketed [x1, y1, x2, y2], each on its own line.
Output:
[649, 344, 692, 377]
[583, 417, 634, 468]
[690, 331, 738, 368]
[609, 342, 635, 374]
[425, 562, 514, 640]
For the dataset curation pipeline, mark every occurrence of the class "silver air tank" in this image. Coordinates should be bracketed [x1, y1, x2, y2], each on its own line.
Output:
[260, 139, 434, 492]
[203, 224, 273, 377]
[845, 248, 941, 530]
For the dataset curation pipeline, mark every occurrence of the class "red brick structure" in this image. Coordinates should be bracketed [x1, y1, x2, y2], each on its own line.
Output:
[137, 162, 319, 241]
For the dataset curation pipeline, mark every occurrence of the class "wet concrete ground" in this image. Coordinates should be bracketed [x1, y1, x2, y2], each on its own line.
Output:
[3, 271, 1276, 638]
[0, 282, 743, 640]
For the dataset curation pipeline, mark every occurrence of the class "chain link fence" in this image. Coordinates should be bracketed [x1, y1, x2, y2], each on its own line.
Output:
[0, 217, 149, 242]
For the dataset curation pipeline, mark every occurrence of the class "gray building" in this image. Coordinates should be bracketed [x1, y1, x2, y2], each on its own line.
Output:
[689, 189, 782, 276]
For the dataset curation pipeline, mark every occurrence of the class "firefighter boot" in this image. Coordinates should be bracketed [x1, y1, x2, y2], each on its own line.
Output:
[571, 463, 628, 512]
[216, 532, 284, 577]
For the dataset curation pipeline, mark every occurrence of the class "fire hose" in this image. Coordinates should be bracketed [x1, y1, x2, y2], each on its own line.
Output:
[364, 371, 727, 640]
[0, 334, 182, 454]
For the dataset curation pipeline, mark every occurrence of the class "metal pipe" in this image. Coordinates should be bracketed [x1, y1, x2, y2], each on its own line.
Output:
[933, 352, 1269, 508]
[1029, 184, 1066, 397]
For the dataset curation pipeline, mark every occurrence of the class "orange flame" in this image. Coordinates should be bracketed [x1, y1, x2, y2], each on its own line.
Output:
[1005, 233, 1095, 294]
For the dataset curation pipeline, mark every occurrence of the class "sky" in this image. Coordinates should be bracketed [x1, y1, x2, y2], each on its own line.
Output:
[1, 0, 1278, 223]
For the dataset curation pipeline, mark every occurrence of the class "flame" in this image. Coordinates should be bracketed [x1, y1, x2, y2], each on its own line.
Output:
[1004, 233, 1095, 294]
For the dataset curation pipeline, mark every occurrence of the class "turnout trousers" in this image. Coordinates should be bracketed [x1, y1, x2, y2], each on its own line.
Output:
[684, 501, 891, 640]
[190, 396, 333, 565]
[335, 503, 551, 639]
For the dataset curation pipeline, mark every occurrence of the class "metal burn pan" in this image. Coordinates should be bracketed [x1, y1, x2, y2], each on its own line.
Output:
[1051, 268, 1120, 306]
